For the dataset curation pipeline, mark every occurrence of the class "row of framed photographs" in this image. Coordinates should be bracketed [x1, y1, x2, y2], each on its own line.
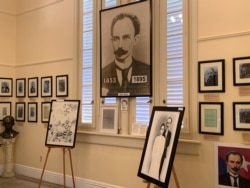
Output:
[0, 75, 68, 98]
[198, 56, 250, 92]
[199, 102, 250, 135]
[0, 101, 51, 123]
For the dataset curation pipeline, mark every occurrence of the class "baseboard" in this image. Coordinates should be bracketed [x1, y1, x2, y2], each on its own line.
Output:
[14, 164, 124, 188]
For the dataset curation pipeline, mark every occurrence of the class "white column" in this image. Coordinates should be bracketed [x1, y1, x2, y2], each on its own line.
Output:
[1, 138, 16, 177]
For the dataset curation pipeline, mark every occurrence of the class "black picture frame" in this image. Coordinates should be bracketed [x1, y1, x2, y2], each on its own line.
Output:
[16, 78, 26, 97]
[0, 78, 13, 97]
[41, 102, 51, 123]
[41, 76, 52, 97]
[199, 102, 224, 135]
[45, 100, 80, 148]
[56, 75, 68, 97]
[16, 102, 25, 122]
[28, 77, 38, 97]
[233, 102, 250, 131]
[233, 56, 250, 86]
[0, 102, 11, 121]
[137, 106, 185, 188]
[28, 102, 37, 122]
[100, 0, 152, 97]
[198, 59, 225, 93]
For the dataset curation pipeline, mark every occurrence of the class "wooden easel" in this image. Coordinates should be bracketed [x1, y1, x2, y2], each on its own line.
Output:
[38, 146, 76, 188]
[143, 166, 180, 188]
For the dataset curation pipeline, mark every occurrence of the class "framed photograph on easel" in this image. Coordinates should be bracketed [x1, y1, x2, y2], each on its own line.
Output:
[137, 106, 185, 188]
[45, 100, 80, 148]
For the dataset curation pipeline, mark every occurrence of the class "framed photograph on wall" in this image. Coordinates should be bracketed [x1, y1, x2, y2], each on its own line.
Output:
[199, 102, 224, 135]
[100, 0, 152, 97]
[198, 59, 225, 93]
[28, 102, 37, 122]
[215, 142, 250, 188]
[0, 102, 11, 121]
[16, 78, 26, 97]
[0, 78, 13, 97]
[41, 76, 52, 97]
[233, 102, 250, 130]
[138, 106, 185, 188]
[28, 77, 38, 97]
[41, 102, 51, 123]
[100, 105, 118, 134]
[56, 75, 68, 97]
[45, 100, 80, 148]
[16, 102, 25, 122]
[233, 56, 250, 86]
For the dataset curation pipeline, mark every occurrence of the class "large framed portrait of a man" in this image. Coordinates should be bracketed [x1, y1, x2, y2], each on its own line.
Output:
[100, 0, 152, 97]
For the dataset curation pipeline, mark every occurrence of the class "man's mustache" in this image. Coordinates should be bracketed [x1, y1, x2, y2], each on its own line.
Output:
[114, 48, 128, 57]
[232, 167, 240, 172]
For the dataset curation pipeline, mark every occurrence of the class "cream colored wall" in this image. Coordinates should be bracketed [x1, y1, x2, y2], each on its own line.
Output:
[1, 0, 250, 188]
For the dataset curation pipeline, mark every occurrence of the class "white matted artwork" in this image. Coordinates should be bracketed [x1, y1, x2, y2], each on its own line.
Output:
[100, 105, 118, 134]
[45, 100, 80, 148]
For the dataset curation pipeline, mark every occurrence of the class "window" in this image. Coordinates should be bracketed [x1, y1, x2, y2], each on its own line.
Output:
[80, 0, 188, 134]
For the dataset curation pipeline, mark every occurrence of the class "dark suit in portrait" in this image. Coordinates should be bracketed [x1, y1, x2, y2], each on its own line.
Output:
[102, 58, 150, 96]
[219, 173, 250, 188]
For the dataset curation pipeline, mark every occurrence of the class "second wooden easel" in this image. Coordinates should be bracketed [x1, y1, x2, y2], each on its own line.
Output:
[143, 166, 180, 188]
[38, 146, 76, 188]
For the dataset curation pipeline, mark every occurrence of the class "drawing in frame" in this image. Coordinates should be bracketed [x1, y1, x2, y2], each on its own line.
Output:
[45, 100, 80, 148]
[0, 78, 12, 97]
[233, 56, 250, 86]
[100, 105, 118, 134]
[233, 102, 250, 131]
[56, 75, 68, 97]
[198, 59, 225, 93]
[16, 78, 26, 97]
[41, 102, 51, 123]
[28, 77, 38, 97]
[16, 102, 25, 122]
[137, 106, 185, 188]
[199, 102, 224, 135]
[215, 142, 250, 188]
[41, 76, 52, 97]
[0, 102, 11, 121]
[100, 0, 152, 97]
[28, 102, 37, 122]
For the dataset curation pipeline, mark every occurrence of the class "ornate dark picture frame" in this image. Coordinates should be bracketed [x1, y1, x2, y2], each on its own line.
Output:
[28, 77, 38, 97]
[233, 102, 250, 131]
[0, 78, 13, 97]
[100, 0, 152, 97]
[0, 102, 11, 121]
[198, 59, 225, 93]
[41, 76, 52, 97]
[56, 75, 68, 97]
[16, 102, 25, 122]
[28, 102, 37, 122]
[138, 106, 185, 188]
[16, 78, 26, 97]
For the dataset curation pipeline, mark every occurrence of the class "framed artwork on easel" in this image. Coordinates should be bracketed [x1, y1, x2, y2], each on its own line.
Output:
[45, 100, 80, 148]
[137, 106, 185, 188]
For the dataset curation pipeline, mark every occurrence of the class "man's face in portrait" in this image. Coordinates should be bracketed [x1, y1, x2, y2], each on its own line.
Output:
[111, 17, 139, 63]
[226, 154, 242, 175]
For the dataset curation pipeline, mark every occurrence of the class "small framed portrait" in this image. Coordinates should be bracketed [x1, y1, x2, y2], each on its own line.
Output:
[28, 77, 38, 97]
[41, 76, 52, 97]
[28, 102, 37, 122]
[41, 102, 51, 123]
[215, 142, 250, 188]
[199, 102, 224, 135]
[0, 102, 11, 121]
[137, 106, 185, 188]
[0, 78, 13, 97]
[100, 0, 152, 97]
[233, 56, 250, 86]
[45, 100, 80, 148]
[233, 102, 250, 131]
[16, 102, 25, 122]
[16, 78, 26, 97]
[198, 59, 225, 93]
[56, 75, 68, 97]
[100, 105, 118, 134]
